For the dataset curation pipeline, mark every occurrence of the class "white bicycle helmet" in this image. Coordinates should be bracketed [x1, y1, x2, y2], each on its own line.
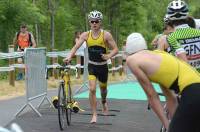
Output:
[126, 33, 147, 55]
[167, 0, 189, 20]
[88, 10, 103, 20]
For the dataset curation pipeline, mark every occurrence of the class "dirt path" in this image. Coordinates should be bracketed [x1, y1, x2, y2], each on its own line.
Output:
[0, 73, 128, 100]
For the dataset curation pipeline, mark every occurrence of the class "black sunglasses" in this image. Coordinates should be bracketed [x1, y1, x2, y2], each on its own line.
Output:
[21, 26, 27, 28]
[90, 20, 100, 24]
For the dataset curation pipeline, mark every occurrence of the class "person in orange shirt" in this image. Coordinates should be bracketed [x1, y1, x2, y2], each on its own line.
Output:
[13, 24, 37, 80]
[13, 24, 36, 51]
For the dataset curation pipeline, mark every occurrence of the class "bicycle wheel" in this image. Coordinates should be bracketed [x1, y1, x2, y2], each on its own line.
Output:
[58, 83, 67, 130]
[66, 82, 72, 125]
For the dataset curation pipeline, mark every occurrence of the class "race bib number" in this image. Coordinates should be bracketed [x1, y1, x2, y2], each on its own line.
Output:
[181, 36, 200, 69]
[189, 59, 200, 68]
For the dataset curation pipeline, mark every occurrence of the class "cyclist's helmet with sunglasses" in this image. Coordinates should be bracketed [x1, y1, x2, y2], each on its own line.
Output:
[167, 0, 189, 20]
[88, 10, 103, 20]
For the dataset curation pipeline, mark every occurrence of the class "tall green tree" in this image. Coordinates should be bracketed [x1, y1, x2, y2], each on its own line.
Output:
[0, 0, 45, 51]
[0, 0, 200, 52]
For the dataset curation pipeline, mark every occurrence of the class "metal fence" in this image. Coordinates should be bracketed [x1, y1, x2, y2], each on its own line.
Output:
[15, 48, 52, 117]
[73, 48, 89, 95]
[0, 47, 134, 117]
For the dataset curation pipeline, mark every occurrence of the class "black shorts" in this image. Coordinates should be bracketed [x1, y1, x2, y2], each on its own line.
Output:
[88, 63, 108, 84]
[169, 83, 200, 132]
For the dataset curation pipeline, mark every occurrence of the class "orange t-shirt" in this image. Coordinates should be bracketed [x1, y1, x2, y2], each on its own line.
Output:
[17, 33, 30, 49]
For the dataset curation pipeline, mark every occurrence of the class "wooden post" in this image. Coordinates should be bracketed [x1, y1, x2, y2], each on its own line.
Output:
[76, 55, 81, 79]
[52, 49, 58, 79]
[111, 57, 115, 76]
[8, 45, 15, 86]
[118, 56, 123, 76]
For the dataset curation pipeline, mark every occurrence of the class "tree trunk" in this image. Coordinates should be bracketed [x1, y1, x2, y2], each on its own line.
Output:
[83, 0, 88, 31]
[48, 0, 55, 50]
[33, 0, 39, 46]
[50, 14, 55, 49]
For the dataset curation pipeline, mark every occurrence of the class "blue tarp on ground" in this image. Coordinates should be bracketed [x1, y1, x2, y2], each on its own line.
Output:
[76, 82, 165, 101]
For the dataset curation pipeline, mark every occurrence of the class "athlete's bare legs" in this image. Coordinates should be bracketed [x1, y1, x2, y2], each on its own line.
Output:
[100, 87, 109, 115]
[89, 80, 97, 123]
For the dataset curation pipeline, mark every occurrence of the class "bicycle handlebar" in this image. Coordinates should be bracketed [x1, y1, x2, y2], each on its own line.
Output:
[46, 64, 78, 79]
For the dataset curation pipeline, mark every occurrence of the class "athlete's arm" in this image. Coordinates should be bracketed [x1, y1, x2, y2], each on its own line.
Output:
[30, 33, 37, 48]
[126, 56, 169, 129]
[64, 32, 88, 62]
[167, 35, 188, 62]
[160, 85, 178, 119]
[151, 34, 162, 49]
[157, 35, 169, 51]
[151, 36, 158, 47]
[102, 31, 118, 60]
[176, 52, 188, 62]
[12, 33, 18, 50]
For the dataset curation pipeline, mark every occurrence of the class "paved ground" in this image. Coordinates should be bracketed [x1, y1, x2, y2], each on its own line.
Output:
[3, 98, 162, 132]
[0, 82, 164, 132]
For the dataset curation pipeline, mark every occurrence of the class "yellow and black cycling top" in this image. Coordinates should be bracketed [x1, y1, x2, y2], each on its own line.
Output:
[167, 24, 200, 71]
[86, 29, 107, 63]
[149, 50, 200, 94]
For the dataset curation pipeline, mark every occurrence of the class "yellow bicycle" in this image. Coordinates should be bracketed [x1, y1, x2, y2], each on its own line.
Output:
[50, 64, 83, 130]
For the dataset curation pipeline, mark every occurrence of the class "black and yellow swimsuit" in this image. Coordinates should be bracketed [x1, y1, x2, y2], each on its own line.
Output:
[144, 50, 200, 131]
[86, 30, 108, 88]
[149, 50, 200, 94]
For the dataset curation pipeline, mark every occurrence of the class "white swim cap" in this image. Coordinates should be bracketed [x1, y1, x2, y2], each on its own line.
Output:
[126, 33, 147, 55]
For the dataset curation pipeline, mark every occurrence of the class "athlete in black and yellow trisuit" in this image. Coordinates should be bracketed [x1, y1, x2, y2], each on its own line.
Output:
[87, 29, 108, 89]
[126, 32, 200, 132]
[64, 10, 118, 123]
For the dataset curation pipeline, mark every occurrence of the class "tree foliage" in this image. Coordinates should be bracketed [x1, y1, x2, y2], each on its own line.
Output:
[0, 0, 45, 51]
[0, 0, 199, 52]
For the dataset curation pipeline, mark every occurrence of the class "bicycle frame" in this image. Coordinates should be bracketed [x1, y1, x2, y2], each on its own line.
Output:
[47, 64, 84, 130]
[61, 70, 71, 97]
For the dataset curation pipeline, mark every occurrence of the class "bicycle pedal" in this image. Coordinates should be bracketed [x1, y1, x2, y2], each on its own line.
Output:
[72, 106, 79, 113]
[52, 96, 58, 109]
